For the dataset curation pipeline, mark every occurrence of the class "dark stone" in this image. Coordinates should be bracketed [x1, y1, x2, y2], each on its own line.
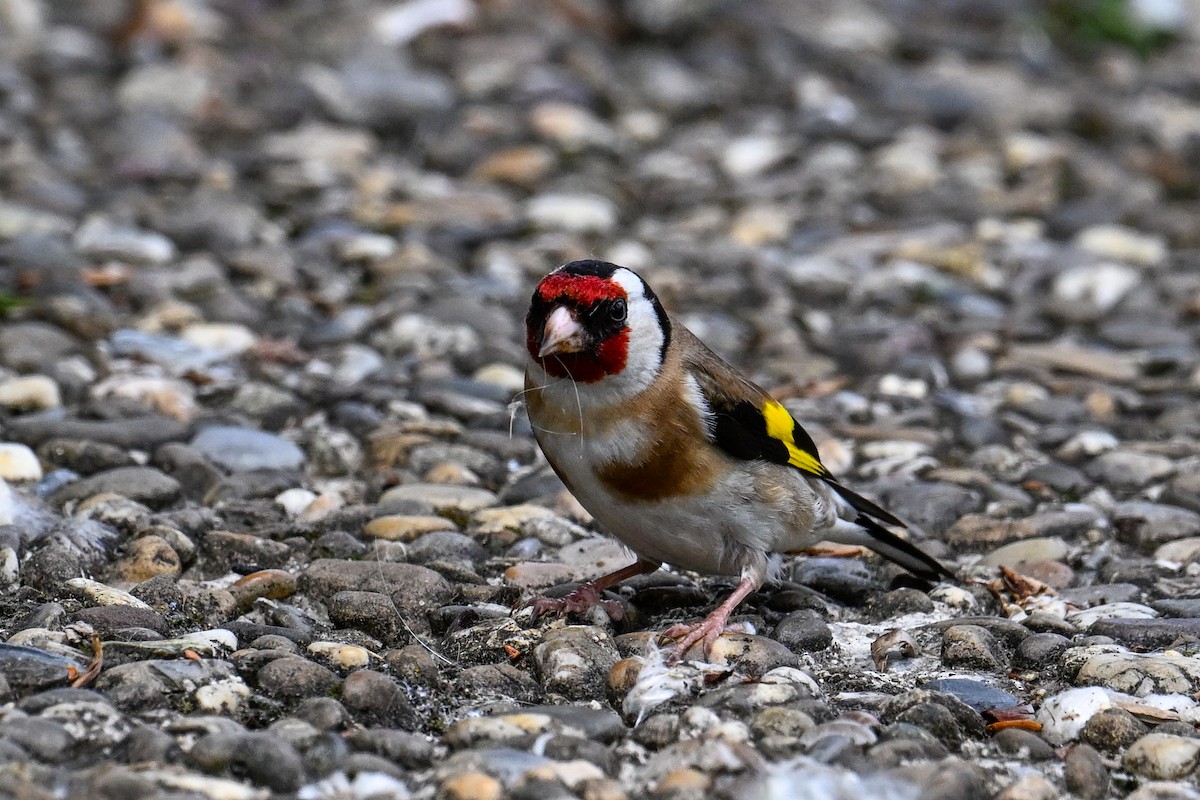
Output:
[231, 732, 306, 792]
[343, 728, 435, 768]
[300, 559, 453, 634]
[921, 679, 1018, 713]
[37, 438, 137, 475]
[1089, 618, 1200, 650]
[992, 727, 1054, 760]
[1065, 743, 1110, 800]
[0, 717, 72, 762]
[256, 656, 341, 700]
[865, 587, 934, 621]
[941, 625, 1005, 671]
[1081, 708, 1147, 752]
[6, 414, 190, 449]
[790, 558, 880, 604]
[328, 591, 407, 645]
[70, 605, 167, 638]
[49, 466, 181, 509]
[340, 670, 416, 729]
[1013, 632, 1070, 669]
[771, 609, 833, 651]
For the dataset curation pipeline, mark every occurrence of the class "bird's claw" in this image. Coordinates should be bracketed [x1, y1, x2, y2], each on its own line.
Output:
[529, 584, 625, 622]
[660, 618, 751, 661]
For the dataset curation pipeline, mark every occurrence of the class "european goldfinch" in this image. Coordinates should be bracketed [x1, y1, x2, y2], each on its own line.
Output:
[523, 259, 954, 657]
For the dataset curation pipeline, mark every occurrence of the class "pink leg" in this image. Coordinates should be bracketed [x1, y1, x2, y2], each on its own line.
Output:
[529, 560, 659, 621]
[663, 575, 760, 660]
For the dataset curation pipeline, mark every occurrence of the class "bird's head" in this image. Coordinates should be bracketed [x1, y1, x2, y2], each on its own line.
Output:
[525, 260, 671, 388]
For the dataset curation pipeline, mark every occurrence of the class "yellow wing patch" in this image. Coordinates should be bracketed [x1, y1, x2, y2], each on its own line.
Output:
[762, 400, 828, 477]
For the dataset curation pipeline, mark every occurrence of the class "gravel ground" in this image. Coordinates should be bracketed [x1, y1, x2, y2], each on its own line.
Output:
[1, 0, 1200, 798]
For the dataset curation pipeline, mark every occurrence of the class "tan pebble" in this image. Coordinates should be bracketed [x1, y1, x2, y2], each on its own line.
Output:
[228, 569, 297, 610]
[730, 204, 791, 246]
[503, 561, 577, 588]
[93, 376, 196, 421]
[472, 504, 555, 534]
[580, 777, 628, 800]
[298, 492, 343, 522]
[66, 578, 153, 609]
[114, 535, 181, 583]
[307, 641, 374, 670]
[1084, 390, 1116, 420]
[608, 657, 644, 696]
[470, 146, 555, 189]
[653, 768, 710, 795]
[422, 461, 480, 485]
[440, 771, 501, 800]
[363, 515, 457, 542]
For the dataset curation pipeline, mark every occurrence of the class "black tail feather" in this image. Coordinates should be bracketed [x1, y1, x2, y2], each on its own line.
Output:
[825, 479, 907, 529]
[852, 514, 956, 582]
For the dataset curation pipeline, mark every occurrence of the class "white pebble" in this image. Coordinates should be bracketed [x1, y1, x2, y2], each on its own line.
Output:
[1074, 225, 1167, 266]
[275, 488, 317, 517]
[526, 193, 617, 234]
[721, 134, 788, 180]
[181, 323, 257, 355]
[0, 443, 41, 481]
[194, 677, 252, 714]
[1036, 686, 1115, 744]
[1052, 262, 1139, 315]
[1057, 430, 1119, 460]
[0, 375, 60, 410]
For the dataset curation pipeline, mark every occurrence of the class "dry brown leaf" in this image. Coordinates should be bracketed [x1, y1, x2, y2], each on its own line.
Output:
[871, 629, 921, 672]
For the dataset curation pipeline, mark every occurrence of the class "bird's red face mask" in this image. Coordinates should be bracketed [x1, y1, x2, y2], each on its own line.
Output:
[526, 272, 630, 383]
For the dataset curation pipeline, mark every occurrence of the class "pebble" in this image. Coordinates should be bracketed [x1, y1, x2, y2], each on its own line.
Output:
[0, 375, 61, 411]
[534, 627, 620, 701]
[73, 216, 176, 265]
[977, 537, 1067, 567]
[1065, 743, 1110, 799]
[1123, 733, 1200, 780]
[300, 559, 452, 630]
[1074, 224, 1167, 266]
[941, 625, 1005, 672]
[0, 443, 42, 481]
[340, 669, 415, 728]
[1073, 647, 1200, 695]
[256, 657, 342, 701]
[190, 426, 305, 473]
[1037, 687, 1116, 745]
[377, 484, 498, 515]
[363, 514, 456, 542]
[1051, 262, 1139, 320]
[921, 679, 1018, 713]
[526, 193, 618, 233]
[1112, 502, 1200, 551]
[772, 609, 833, 652]
[50, 466, 180, 509]
[1081, 707, 1147, 751]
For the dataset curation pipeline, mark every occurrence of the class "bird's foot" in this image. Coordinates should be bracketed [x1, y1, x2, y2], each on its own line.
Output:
[661, 615, 752, 661]
[660, 575, 761, 661]
[529, 583, 625, 622]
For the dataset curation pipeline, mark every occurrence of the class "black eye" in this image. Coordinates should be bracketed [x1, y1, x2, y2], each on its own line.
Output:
[610, 299, 627, 322]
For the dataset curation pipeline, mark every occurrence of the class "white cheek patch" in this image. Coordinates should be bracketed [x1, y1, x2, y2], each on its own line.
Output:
[611, 268, 646, 299]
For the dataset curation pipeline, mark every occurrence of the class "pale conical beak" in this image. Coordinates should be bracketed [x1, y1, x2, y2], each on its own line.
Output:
[538, 306, 585, 358]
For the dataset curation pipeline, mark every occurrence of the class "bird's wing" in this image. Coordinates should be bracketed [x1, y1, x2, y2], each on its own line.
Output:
[679, 325, 906, 529]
